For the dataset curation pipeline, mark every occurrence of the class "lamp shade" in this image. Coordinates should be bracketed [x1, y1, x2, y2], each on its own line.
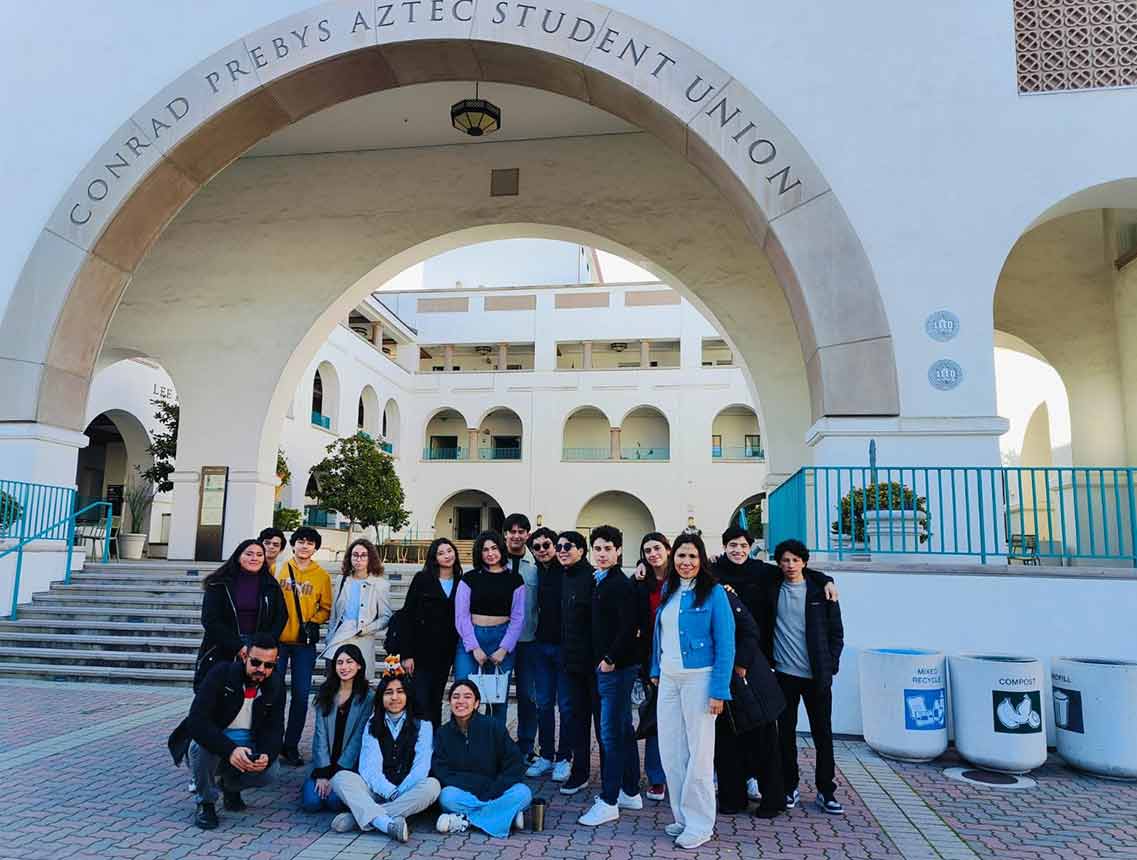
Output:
[451, 98, 501, 137]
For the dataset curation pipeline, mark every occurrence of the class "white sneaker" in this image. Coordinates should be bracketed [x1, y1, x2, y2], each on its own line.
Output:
[577, 798, 619, 826]
[514, 809, 525, 831]
[746, 778, 761, 801]
[552, 759, 572, 782]
[526, 757, 554, 778]
[436, 813, 469, 834]
[665, 822, 685, 837]
[617, 789, 643, 810]
[187, 779, 197, 793]
[676, 831, 711, 850]
[331, 812, 356, 833]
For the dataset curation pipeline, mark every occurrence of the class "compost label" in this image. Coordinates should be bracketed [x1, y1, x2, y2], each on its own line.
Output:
[1052, 687, 1084, 734]
[904, 688, 946, 731]
[992, 690, 1043, 734]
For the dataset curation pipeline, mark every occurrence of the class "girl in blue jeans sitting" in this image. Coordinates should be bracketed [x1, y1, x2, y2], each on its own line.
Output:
[301, 643, 374, 812]
[432, 680, 532, 838]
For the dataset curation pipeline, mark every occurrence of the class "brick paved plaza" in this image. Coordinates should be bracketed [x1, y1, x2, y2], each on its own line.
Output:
[1, 680, 1134, 860]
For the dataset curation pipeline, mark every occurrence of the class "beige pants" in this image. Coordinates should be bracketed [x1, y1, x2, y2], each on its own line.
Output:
[329, 771, 441, 830]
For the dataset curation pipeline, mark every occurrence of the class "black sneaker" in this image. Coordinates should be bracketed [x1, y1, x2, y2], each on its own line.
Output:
[195, 802, 219, 829]
[559, 779, 588, 796]
[754, 807, 783, 820]
[279, 747, 305, 767]
[223, 790, 247, 812]
[784, 789, 800, 809]
[816, 792, 844, 815]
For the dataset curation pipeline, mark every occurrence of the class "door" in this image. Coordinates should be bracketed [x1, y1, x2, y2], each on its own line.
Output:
[456, 507, 482, 539]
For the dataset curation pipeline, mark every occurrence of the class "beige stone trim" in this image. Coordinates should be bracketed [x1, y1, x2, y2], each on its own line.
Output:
[625, 290, 680, 306]
[485, 294, 537, 311]
[556, 292, 610, 309]
[417, 297, 469, 313]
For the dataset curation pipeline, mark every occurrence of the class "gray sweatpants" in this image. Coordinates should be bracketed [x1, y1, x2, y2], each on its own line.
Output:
[189, 741, 279, 804]
[329, 772, 441, 829]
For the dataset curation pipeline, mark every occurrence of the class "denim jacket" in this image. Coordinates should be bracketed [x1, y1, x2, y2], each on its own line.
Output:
[650, 583, 735, 700]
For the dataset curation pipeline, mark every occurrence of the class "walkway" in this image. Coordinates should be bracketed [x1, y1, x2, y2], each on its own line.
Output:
[1, 681, 1134, 860]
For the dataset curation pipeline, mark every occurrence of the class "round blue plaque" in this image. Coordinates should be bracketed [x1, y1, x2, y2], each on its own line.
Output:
[928, 359, 964, 391]
[925, 310, 960, 342]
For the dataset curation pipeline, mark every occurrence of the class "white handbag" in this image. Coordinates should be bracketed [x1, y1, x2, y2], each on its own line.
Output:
[471, 664, 511, 705]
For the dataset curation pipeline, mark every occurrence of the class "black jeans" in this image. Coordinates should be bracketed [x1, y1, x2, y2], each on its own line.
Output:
[411, 657, 453, 728]
[564, 668, 602, 786]
[714, 718, 783, 813]
[775, 672, 836, 797]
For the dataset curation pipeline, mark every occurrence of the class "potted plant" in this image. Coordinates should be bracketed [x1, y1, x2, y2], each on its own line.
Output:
[832, 481, 928, 552]
[119, 476, 156, 560]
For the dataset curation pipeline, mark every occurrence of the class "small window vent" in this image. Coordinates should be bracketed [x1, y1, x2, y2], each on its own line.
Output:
[491, 168, 519, 197]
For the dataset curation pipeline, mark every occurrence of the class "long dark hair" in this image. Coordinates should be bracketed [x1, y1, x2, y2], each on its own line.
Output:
[368, 673, 419, 738]
[472, 530, 508, 572]
[314, 643, 371, 715]
[639, 531, 672, 571]
[660, 532, 717, 608]
[422, 537, 464, 581]
[202, 539, 267, 590]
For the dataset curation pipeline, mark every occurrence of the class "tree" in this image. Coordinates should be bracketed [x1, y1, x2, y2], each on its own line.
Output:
[274, 507, 301, 531]
[140, 398, 179, 493]
[310, 433, 409, 543]
[832, 481, 928, 544]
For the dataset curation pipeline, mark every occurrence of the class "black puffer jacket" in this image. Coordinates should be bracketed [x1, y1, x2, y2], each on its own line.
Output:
[722, 589, 785, 733]
[757, 567, 844, 686]
[431, 711, 525, 800]
[195, 570, 287, 689]
[559, 558, 595, 673]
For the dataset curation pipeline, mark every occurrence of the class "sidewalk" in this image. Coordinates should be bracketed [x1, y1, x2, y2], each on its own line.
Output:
[0, 680, 1133, 860]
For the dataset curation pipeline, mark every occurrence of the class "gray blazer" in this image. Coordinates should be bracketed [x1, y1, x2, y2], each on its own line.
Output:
[311, 689, 375, 773]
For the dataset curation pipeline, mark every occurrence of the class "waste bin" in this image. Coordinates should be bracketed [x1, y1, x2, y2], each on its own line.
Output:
[1051, 657, 1137, 779]
[948, 653, 1047, 773]
[860, 648, 948, 762]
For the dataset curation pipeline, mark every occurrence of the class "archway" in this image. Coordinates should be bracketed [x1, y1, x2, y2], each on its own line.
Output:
[311, 361, 341, 432]
[424, 407, 470, 460]
[562, 406, 612, 461]
[712, 404, 763, 461]
[75, 410, 154, 533]
[3, 1, 898, 446]
[382, 398, 400, 455]
[577, 490, 655, 554]
[729, 492, 766, 549]
[434, 489, 505, 543]
[357, 384, 380, 437]
[619, 406, 670, 461]
[476, 407, 523, 461]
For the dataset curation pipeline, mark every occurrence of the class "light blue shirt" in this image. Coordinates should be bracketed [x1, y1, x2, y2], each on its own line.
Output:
[440, 578, 454, 598]
[594, 568, 609, 585]
[385, 711, 407, 739]
[344, 578, 362, 622]
[359, 716, 433, 800]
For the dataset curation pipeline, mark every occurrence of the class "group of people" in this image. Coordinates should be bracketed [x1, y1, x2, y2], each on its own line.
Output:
[167, 514, 846, 850]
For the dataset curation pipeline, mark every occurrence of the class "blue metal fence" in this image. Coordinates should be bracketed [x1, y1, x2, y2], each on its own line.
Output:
[767, 465, 1137, 565]
[423, 446, 466, 461]
[1, 480, 112, 618]
[712, 445, 765, 461]
[563, 448, 612, 461]
[478, 447, 521, 461]
[311, 411, 331, 430]
[621, 447, 669, 461]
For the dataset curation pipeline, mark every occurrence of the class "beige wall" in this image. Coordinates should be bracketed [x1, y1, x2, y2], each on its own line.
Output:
[577, 492, 656, 557]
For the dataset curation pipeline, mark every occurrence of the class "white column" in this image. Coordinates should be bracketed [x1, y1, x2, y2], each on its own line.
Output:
[467, 428, 479, 460]
[371, 323, 382, 347]
[444, 344, 455, 371]
[583, 341, 593, 370]
[0, 424, 88, 488]
[640, 340, 650, 368]
[498, 342, 509, 370]
[1115, 264, 1137, 464]
[610, 427, 622, 460]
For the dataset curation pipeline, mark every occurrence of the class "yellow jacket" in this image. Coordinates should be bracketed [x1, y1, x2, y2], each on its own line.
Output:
[276, 558, 333, 644]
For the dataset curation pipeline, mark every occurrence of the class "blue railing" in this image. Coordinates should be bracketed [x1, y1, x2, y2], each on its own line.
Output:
[768, 465, 1137, 565]
[621, 447, 669, 461]
[713, 445, 765, 461]
[563, 447, 612, 461]
[303, 506, 336, 528]
[423, 447, 466, 461]
[379, 441, 394, 454]
[311, 411, 331, 430]
[1, 480, 112, 618]
[478, 448, 521, 461]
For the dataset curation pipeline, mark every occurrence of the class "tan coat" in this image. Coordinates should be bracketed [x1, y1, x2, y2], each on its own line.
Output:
[322, 575, 392, 679]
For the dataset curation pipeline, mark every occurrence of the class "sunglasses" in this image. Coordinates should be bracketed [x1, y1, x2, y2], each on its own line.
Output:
[555, 542, 577, 551]
[249, 658, 276, 669]
[532, 540, 553, 550]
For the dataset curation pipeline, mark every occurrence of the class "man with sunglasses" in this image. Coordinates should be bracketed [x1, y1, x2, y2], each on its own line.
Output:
[168, 634, 285, 829]
[524, 526, 573, 781]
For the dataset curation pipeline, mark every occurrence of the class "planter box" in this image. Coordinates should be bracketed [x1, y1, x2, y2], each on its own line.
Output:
[860, 648, 948, 762]
[1052, 657, 1137, 779]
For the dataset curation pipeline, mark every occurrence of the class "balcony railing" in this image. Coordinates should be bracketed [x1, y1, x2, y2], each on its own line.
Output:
[768, 465, 1137, 565]
[303, 506, 336, 528]
[563, 447, 613, 461]
[423, 447, 466, 461]
[478, 447, 521, 461]
[311, 411, 331, 430]
[713, 445, 765, 461]
[379, 441, 394, 454]
[621, 447, 669, 461]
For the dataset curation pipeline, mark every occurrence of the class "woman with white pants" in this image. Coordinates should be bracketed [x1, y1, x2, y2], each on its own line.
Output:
[649, 532, 735, 851]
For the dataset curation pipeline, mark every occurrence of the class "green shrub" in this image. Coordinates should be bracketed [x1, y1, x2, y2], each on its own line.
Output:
[832, 481, 928, 544]
[274, 507, 302, 532]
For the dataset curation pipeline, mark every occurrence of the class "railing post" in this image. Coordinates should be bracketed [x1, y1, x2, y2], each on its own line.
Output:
[977, 469, 987, 564]
[64, 489, 77, 585]
[1127, 469, 1137, 569]
[103, 503, 112, 562]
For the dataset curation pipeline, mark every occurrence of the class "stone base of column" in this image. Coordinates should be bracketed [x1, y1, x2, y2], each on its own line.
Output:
[0, 423, 88, 487]
[167, 467, 276, 561]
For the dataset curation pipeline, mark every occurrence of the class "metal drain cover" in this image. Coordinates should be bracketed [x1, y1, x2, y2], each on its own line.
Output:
[943, 767, 1036, 789]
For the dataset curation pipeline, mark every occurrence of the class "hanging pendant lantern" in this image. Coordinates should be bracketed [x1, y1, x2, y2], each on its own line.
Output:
[451, 82, 501, 137]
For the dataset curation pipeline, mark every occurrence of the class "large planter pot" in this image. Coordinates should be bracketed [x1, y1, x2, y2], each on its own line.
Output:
[949, 653, 1047, 774]
[1051, 657, 1137, 779]
[864, 509, 926, 556]
[860, 648, 948, 762]
[118, 532, 147, 560]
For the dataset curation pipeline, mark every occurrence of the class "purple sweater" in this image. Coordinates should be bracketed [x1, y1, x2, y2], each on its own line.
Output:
[454, 579, 526, 654]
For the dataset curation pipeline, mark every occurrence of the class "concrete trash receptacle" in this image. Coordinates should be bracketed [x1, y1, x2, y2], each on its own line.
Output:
[1051, 657, 1137, 779]
[860, 648, 947, 762]
[948, 653, 1047, 774]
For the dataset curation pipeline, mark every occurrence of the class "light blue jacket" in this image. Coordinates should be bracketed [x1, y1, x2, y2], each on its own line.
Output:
[650, 583, 736, 701]
[512, 549, 539, 643]
[358, 715, 434, 800]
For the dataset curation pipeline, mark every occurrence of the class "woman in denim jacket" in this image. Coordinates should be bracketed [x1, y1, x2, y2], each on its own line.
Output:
[649, 532, 735, 851]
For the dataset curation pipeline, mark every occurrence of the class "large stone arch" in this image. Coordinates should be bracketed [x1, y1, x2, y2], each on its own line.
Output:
[2, 0, 898, 442]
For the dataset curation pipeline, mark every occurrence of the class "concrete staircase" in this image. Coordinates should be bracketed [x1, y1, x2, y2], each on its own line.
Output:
[0, 562, 411, 685]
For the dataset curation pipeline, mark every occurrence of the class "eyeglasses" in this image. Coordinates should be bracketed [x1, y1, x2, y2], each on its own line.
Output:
[555, 542, 576, 551]
[249, 658, 276, 669]
[532, 541, 553, 551]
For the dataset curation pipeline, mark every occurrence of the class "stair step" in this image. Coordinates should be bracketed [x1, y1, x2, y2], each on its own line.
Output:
[0, 645, 194, 667]
[0, 662, 194, 685]
[16, 606, 201, 623]
[0, 619, 201, 637]
[0, 632, 197, 651]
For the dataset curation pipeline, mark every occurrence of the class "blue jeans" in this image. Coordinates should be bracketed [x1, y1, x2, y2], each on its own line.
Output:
[300, 776, 348, 813]
[514, 641, 538, 756]
[454, 622, 516, 730]
[439, 784, 531, 838]
[643, 735, 665, 785]
[596, 665, 641, 805]
[531, 642, 572, 760]
[278, 642, 317, 751]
